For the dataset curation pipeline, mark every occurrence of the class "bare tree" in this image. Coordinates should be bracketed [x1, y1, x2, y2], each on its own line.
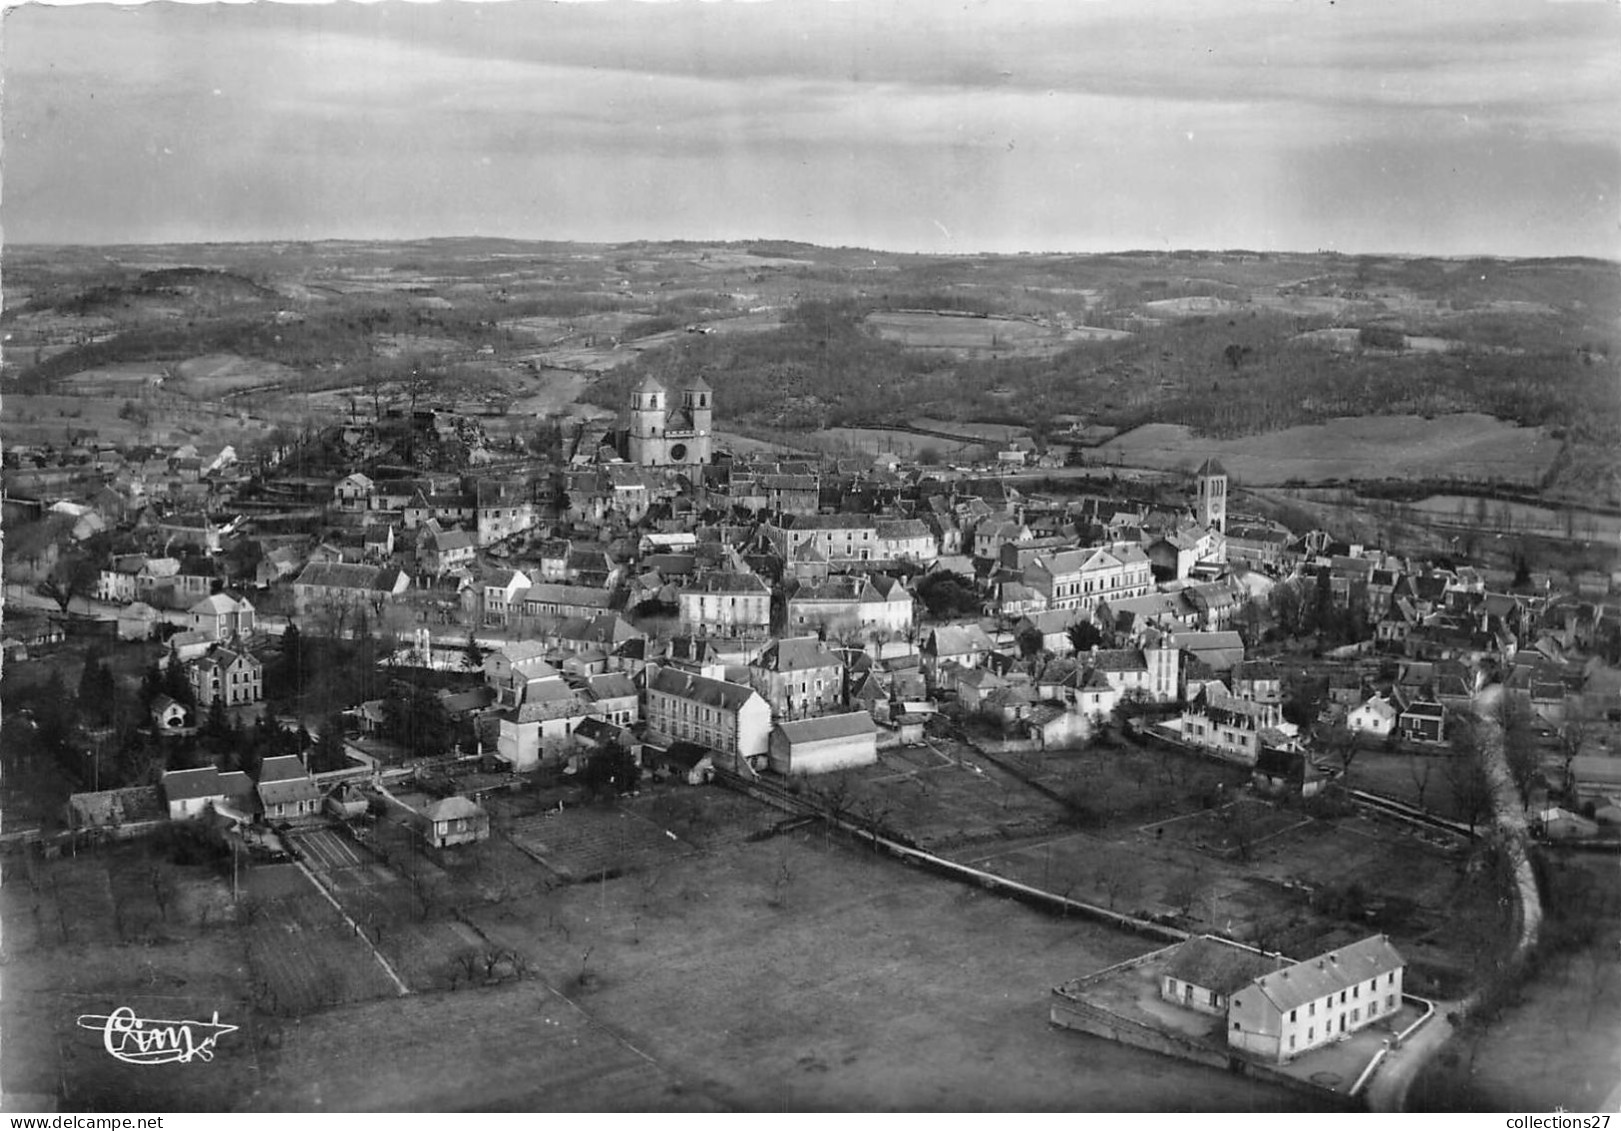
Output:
[1446, 720, 1494, 834]
[40, 552, 100, 615]
[1557, 711, 1588, 792]
[1165, 867, 1205, 919]
[148, 865, 176, 923]
[1407, 754, 1436, 810]
[1100, 870, 1132, 911]
[452, 948, 482, 989]
[1222, 802, 1259, 863]
[768, 850, 795, 909]
[1322, 723, 1360, 791]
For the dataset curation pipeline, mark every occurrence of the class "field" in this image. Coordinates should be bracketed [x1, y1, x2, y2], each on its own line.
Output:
[0, 739, 1533, 1114]
[803, 427, 985, 460]
[2, 810, 1347, 1113]
[909, 417, 1034, 442]
[173, 352, 303, 394]
[6, 243, 1616, 502]
[501, 804, 698, 881]
[803, 745, 1073, 851]
[1097, 413, 1560, 486]
[864, 310, 1121, 358]
[820, 737, 1499, 995]
[3, 393, 279, 449]
[456, 831, 1336, 1113]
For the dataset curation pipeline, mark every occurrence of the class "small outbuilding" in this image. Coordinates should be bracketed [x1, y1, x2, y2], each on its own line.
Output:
[151, 695, 192, 731]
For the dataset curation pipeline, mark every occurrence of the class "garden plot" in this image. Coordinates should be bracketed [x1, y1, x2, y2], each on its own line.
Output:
[805, 754, 1072, 851]
[241, 866, 400, 1017]
[245, 902, 399, 1017]
[505, 804, 698, 881]
[1146, 798, 1308, 860]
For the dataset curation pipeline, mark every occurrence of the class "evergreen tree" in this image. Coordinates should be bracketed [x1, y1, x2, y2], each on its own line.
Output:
[204, 696, 230, 741]
[276, 622, 304, 700]
[77, 646, 106, 706]
[34, 672, 76, 760]
[140, 661, 165, 708]
[310, 712, 350, 773]
[161, 656, 196, 709]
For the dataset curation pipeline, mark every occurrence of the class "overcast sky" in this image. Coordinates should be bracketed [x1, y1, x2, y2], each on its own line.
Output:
[3, 0, 1617, 256]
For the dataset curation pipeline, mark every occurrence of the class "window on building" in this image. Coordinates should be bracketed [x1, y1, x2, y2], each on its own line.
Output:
[1387, 995, 1395, 1010]
[1289, 1009, 1297, 1023]
[1209, 990, 1219, 1008]
[1308, 1027, 1314, 1041]
[1289, 1036, 1296, 1051]
[1340, 991, 1347, 1005]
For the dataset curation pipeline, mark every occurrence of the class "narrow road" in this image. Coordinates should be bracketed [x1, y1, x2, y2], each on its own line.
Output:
[1363, 685, 1542, 1111]
[1360, 1000, 1459, 1112]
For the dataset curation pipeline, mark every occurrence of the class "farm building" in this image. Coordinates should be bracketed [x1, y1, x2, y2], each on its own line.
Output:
[768, 711, 878, 776]
[160, 767, 225, 820]
[67, 786, 168, 836]
[1566, 755, 1621, 803]
[652, 741, 715, 785]
[116, 601, 163, 642]
[422, 796, 490, 848]
[325, 782, 370, 820]
[1252, 744, 1325, 798]
[1161, 935, 1280, 1017]
[1537, 807, 1600, 840]
[1228, 935, 1405, 1064]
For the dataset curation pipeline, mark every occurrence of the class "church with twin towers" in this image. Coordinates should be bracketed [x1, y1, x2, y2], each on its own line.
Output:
[618, 372, 714, 468]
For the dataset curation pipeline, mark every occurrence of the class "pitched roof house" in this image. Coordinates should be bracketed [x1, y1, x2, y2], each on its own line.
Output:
[1228, 935, 1406, 1064]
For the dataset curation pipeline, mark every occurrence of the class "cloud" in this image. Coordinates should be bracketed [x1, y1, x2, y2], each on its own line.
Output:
[2, 0, 1616, 254]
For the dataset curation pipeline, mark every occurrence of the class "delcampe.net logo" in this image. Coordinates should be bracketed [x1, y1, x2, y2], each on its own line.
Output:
[76, 1006, 239, 1066]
